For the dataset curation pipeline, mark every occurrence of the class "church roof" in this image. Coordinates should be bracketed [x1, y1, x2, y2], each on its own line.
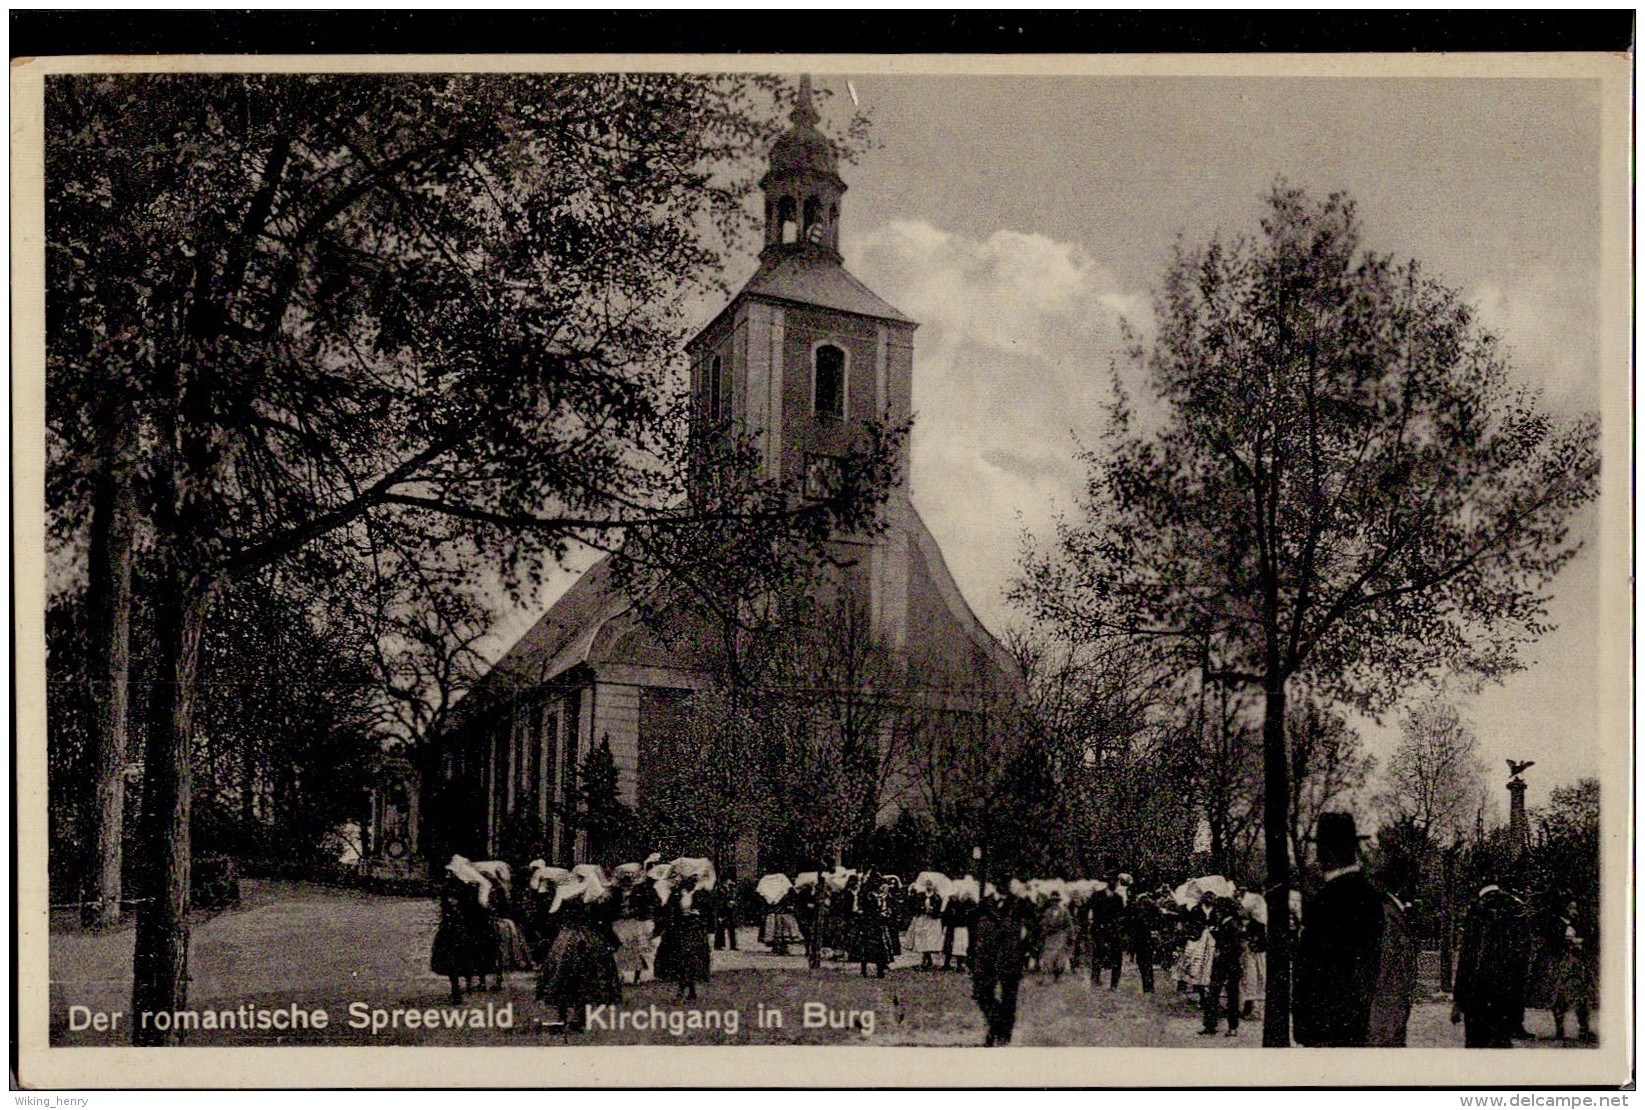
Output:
[728, 253, 915, 327]
[451, 498, 1018, 732]
[903, 505, 1021, 686]
[450, 558, 631, 715]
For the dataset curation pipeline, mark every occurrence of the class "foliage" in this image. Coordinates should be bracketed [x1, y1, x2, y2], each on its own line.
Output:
[45, 71, 897, 1036]
[1195, 681, 1264, 878]
[611, 421, 907, 690]
[560, 736, 639, 865]
[48, 571, 381, 891]
[1013, 182, 1600, 1043]
[772, 593, 914, 854]
[635, 685, 768, 865]
[1017, 182, 1598, 713]
[1523, 777, 1600, 911]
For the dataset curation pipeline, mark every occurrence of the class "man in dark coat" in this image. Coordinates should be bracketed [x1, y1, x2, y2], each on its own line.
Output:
[1088, 884, 1125, 989]
[1128, 893, 1159, 994]
[1293, 812, 1387, 1047]
[1367, 890, 1419, 1046]
[712, 874, 740, 952]
[1199, 896, 1245, 1036]
[1452, 879, 1532, 1048]
[971, 890, 1028, 1046]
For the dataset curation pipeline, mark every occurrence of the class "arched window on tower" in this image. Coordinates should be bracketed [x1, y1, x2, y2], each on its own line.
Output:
[778, 196, 798, 244]
[814, 344, 845, 421]
[803, 196, 821, 241]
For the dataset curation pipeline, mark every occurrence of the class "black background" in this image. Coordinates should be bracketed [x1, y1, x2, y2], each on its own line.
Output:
[8, 10, 1636, 58]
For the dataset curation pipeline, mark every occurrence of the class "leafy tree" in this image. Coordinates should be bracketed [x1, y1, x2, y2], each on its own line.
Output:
[560, 736, 639, 864]
[46, 71, 892, 1042]
[983, 735, 1068, 881]
[612, 421, 906, 693]
[637, 685, 771, 866]
[1367, 815, 1436, 937]
[1196, 679, 1264, 879]
[1015, 184, 1599, 1044]
[904, 685, 1016, 872]
[1525, 777, 1599, 912]
[780, 594, 914, 855]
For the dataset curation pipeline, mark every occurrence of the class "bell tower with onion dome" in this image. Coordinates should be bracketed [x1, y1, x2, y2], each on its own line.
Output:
[760, 75, 847, 263]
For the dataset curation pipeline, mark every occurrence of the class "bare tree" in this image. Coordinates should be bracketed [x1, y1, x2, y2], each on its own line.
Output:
[1287, 695, 1376, 866]
[1376, 698, 1487, 843]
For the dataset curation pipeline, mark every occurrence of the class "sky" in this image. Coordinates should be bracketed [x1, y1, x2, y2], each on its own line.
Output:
[497, 71, 1617, 812]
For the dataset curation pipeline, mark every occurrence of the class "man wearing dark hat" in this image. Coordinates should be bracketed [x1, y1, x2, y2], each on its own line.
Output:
[1294, 811, 1387, 1046]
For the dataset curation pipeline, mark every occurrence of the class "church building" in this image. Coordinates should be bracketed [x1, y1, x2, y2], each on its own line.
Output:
[431, 77, 1018, 872]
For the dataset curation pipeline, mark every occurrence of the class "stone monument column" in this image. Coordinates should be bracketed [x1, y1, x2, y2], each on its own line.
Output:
[1507, 770, 1530, 851]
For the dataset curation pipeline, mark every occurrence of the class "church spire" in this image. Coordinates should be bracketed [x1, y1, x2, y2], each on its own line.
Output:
[792, 73, 820, 128]
[760, 75, 846, 262]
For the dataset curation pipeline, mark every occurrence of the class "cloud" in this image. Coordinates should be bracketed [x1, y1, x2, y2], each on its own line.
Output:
[844, 220, 1149, 634]
[1469, 266, 1600, 418]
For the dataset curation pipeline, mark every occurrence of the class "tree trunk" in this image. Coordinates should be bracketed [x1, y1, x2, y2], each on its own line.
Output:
[130, 576, 209, 1045]
[83, 419, 136, 930]
[1261, 678, 1292, 1047]
[1439, 845, 1455, 992]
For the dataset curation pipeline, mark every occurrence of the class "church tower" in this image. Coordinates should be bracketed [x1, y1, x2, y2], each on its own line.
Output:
[687, 75, 918, 647]
[437, 77, 1020, 873]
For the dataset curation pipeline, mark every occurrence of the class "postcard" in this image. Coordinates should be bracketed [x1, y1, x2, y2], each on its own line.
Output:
[13, 50, 1632, 1088]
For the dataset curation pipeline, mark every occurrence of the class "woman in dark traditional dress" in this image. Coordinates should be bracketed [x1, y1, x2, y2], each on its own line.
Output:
[430, 861, 500, 1004]
[654, 876, 713, 1000]
[850, 874, 894, 978]
[802, 883, 828, 969]
[486, 877, 537, 976]
[941, 890, 971, 971]
[763, 889, 805, 955]
[883, 875, 907, 959]
[535, 879, 622, 1032]
[826, 876, 857, 961]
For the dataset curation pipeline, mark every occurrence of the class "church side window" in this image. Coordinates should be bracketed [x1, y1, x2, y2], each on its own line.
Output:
[706, 354, 725, 421]
[814, 343, 845, 420]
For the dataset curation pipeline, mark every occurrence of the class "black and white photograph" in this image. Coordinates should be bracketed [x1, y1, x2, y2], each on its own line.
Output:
[14, 47, 1632, 1089]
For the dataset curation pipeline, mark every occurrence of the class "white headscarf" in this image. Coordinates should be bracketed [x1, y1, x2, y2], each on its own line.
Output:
[446, 855, 492, 908]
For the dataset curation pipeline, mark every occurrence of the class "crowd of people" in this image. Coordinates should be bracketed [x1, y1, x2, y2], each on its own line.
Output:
[430, 854, 724, 1031]
[428, 813, 1596, 1047]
